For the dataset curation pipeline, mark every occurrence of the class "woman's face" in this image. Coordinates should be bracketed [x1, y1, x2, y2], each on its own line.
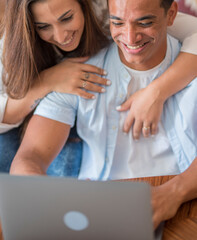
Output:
[31, 0, 85, 52]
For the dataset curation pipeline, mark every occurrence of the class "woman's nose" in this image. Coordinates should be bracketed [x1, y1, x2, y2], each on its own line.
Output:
[53, 26, 68, 44]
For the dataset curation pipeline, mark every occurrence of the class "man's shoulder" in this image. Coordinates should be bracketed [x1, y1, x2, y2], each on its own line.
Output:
[86, 42, 116, 67]
[167, 34, 182, 60]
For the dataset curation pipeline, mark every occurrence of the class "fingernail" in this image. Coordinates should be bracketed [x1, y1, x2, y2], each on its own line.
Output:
[103, 70, 108, 75]
[123, 132, 127, 136]
[92, 96, 96, 99]
[116, 105, 121, 111]
[151, 134, 155, 138]
[106, 80, 111, 86]
[101, 88, 106, 93]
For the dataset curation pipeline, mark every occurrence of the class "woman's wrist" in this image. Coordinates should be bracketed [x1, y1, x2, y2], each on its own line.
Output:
[38, 68, 55, 94]
[147, 80, 167, 104]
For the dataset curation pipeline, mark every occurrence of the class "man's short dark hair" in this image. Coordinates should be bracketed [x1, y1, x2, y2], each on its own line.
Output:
[160, 0, 174, 13]
[107, 0, 174, 13]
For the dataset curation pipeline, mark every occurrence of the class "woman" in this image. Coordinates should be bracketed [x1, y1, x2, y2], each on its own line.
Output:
[1, 0, 197, 176]
[0, 0, 110, 176]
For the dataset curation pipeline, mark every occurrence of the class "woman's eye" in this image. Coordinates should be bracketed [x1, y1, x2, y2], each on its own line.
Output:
[62, 15, 73, 22]
[37, 25, 50, 31]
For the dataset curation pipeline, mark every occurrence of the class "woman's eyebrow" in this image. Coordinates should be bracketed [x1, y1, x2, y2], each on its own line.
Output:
[57, 10, 72, 21]
[34, 9, 72, 25]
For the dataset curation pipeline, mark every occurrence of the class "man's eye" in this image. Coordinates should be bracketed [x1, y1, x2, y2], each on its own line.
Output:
[62, 15, 73, 22]
[139, 22, 153, 27]
[111, 22, 123, 26]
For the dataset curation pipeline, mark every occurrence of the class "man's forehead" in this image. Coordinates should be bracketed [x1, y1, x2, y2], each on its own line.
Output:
[108, 0, 162, 17]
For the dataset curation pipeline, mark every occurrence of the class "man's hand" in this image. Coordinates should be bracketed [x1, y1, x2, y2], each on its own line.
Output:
[0, 219, 3, 240]
[151, 179, 182, 229]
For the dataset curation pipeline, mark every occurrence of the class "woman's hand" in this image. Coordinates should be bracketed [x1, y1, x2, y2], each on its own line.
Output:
[117, 84, 165, 139]
[45, 57, 111, 99]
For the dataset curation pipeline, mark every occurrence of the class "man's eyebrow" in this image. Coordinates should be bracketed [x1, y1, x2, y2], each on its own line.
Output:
[136, 15, 156, 21]
[34, 10, 72, 25]
[109, 15, 122, 21]
[109, 14, 156, 21]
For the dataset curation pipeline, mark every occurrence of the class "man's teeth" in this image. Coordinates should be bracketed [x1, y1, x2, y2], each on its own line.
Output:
[126, 43, 145, 49]
[62, 35, 74, 45]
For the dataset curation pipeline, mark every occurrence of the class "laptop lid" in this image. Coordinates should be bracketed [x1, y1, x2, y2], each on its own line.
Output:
[0, 174, 154, 240]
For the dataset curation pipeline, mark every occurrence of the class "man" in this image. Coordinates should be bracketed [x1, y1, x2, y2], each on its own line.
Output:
[11, 0, 197, 229]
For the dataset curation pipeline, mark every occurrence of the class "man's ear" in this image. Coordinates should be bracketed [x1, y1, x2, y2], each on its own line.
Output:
[167, 2, 178, 26]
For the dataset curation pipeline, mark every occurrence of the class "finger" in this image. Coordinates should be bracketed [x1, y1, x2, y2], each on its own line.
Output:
[153, 213, 161, 230]
[80, 64, 107, 76]
[132, 121, 143, 140]
[80, 80, 106, 93]
[76, 88, 96, 100]
[151, 122, 158, 136]
[142, 122, 151, 138]
[82, 72, 111, 86]
[116, 97, 133, 112]
[123, 112, 135, 133]
[68, 56, 90, 63]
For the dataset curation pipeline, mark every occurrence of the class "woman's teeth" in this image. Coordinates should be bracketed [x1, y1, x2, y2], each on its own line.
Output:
[61, 35, 74, 45]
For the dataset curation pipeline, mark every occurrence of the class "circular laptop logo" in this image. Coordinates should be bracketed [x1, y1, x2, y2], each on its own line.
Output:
[63, 211, 89, 231]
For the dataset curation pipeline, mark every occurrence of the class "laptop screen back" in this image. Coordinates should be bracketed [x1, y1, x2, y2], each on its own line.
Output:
[0, 174, 154, 240]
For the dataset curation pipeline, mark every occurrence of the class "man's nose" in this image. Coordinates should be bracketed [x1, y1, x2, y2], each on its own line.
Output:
[53, 26, 68, 44]
[123, 24, 142, 45]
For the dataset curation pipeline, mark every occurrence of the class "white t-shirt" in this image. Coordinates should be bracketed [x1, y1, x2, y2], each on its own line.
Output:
[110, 56, 180, 179]
[0, 12, 197, 133]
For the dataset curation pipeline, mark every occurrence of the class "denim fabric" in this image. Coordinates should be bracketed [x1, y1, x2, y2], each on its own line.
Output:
[47, 140, 82, 177]
[0, 126, 82, 177]
[0, 127, 21, 173]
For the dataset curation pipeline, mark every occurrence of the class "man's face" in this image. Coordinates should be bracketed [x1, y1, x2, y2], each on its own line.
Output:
[108, 0, 177, 70]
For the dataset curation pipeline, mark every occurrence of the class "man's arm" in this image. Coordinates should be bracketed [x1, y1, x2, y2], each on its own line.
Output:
[152, 157, 197, 229]
[10, 115, 71, 176]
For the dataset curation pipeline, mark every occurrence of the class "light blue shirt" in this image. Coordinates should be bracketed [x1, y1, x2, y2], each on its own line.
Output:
[35, 35, 197, 180]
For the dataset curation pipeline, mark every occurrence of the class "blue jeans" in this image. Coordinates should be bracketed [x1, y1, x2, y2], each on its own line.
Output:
[0, 126, 82, 177]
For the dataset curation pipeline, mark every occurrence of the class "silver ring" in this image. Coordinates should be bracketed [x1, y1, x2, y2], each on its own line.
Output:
[82, 81, 88, 88]
[143, 126, 150, 131]
[84, 72, 90, 80]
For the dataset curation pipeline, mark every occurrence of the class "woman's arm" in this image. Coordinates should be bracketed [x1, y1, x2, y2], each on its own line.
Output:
[2, 57, 110, 125]
[119, 52, 197, 138]
[118, 12, 197, 139]
[10, 115, 70, 176]
[168, 12, 197, 54]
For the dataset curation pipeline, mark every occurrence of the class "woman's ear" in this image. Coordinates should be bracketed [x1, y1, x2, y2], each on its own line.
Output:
[167, 2, 178, 26]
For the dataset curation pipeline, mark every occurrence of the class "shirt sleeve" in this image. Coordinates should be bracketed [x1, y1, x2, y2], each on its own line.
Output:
[167, 12, 197, 55]
[0, 93, 22, 133]
[34, 91, 78, 128]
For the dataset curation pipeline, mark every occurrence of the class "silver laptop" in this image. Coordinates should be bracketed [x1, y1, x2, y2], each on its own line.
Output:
[0, 174, 162, 240]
